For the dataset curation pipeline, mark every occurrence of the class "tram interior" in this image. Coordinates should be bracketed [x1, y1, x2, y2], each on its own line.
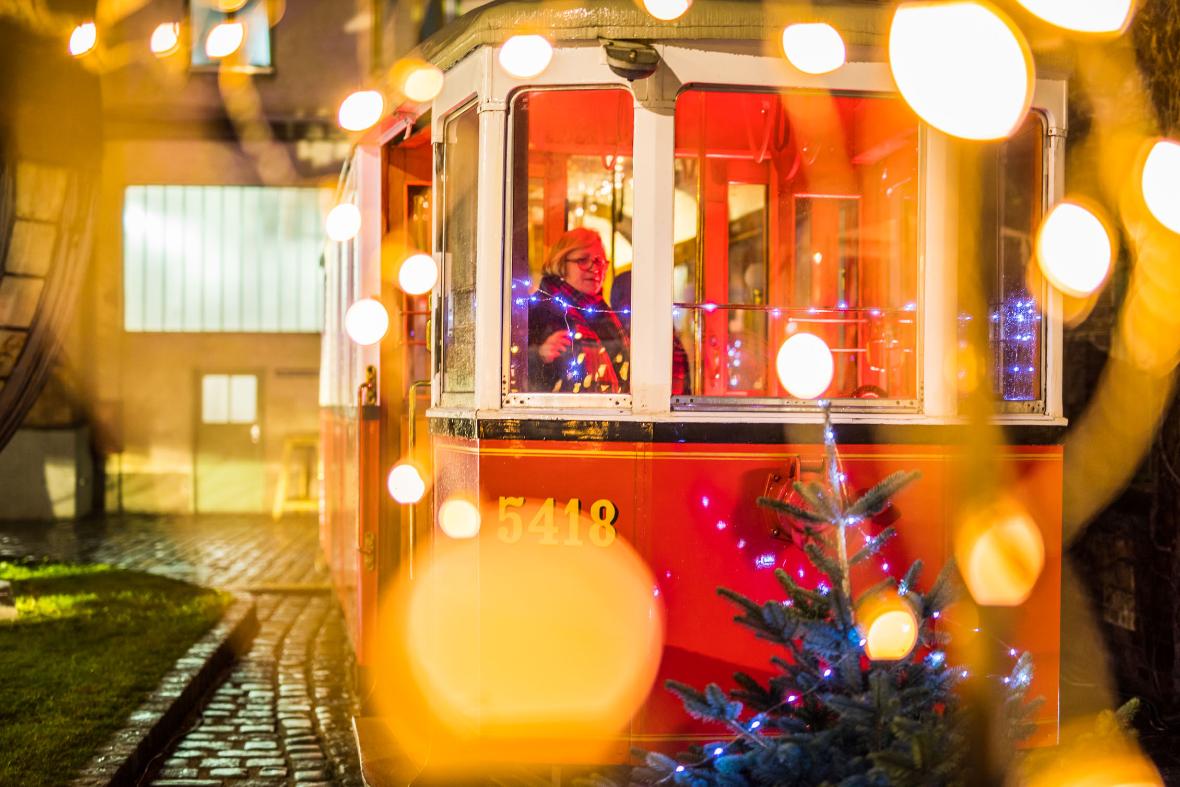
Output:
[504, 87, 1046, 404]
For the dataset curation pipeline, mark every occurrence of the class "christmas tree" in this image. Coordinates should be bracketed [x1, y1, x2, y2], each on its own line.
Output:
[599, 407, 1040, 787]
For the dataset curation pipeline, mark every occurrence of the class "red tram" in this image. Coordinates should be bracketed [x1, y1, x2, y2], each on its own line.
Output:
[320, 2, 1068, 780]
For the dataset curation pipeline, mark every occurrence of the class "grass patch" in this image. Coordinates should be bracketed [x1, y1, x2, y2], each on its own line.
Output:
[0, 561, 230, 787]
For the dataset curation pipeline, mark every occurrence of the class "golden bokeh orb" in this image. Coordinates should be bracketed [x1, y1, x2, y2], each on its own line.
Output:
[338, 90, 384, 132]
[204, 21, 244, 59]
[344, 298, 390, 347]
[782, 23, 846, 75]
[643, 0, 691, 22]
[776, 332, 834, 400]
[398, 253, 439, 295]
[69, 22, 97, 57]
[1014, 0, 1135, 34]
[888, 1, 1033, 141]
[858, 592, 920, 661]
[956, 500, 1045, 607]
[498, 35, 554, 79]
[387, 464, 427, 505]
[149, 23, 181, 56]
[1036, 201, 1113, 298]
[438, 498, 481, 539]
[402, 64, 445, 103]
[1142, 139, 1180, 234]
[325, 203, 362, 242]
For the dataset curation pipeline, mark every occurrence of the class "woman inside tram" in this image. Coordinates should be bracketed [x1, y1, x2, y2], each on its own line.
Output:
[528, 228, 629, 393]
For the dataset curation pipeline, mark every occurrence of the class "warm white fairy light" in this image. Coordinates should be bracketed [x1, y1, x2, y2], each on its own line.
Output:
[344, 298, 389, 346]
[338, 90, 384, 132]
[398, 253, 438, 295]
[387, 464, 426, 504]
[1014, 0, 1134, 34]
[498, 35, 553, 79]
[325, 203, 361, 242]
[781, 23, 846, 75]
[69, 22, 97, 57]
[1036, 201, 1112, 297]
[1142, 139, 1180, 234]
[888, 2, 1033, 141]
[149, 22, 180, 56]
[204, 20, 244, 59]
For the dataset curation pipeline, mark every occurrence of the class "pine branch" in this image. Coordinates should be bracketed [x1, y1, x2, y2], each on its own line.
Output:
[845, 471, 922, 521]
[794, 480, 843, 524]
[756, 495, 829, 524]
[849, 526, 898, 566]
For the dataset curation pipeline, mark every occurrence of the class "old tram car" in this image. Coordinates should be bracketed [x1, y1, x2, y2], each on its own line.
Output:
[321, 1, 1067, 779]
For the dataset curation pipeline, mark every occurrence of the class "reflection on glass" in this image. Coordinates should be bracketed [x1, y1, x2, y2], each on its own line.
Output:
[440, 104, 479, 399]
[672, 90, 919, 402]
[507, 89, 634, 395]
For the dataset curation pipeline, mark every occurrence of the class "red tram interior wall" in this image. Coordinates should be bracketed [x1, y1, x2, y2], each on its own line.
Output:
[434, 434, 1063, 749]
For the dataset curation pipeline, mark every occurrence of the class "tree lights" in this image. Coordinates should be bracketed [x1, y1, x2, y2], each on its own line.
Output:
[888, 2, 1033, 141]
[781, 23, 846, 75]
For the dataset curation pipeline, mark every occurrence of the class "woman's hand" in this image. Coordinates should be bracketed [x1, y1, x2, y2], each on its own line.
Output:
[539, 330, 572, 363]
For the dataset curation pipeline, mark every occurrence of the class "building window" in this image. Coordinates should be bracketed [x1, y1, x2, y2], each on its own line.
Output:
[672, 89, 919, 404]
[505, 87, 634, 398]
[122, 185, 329, 333]
[201, 373, 258, 423]
[438, 102, 479, 402]
[190, 0, 273, 72]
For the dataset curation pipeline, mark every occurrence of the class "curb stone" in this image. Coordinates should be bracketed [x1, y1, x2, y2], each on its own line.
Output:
[72, 591, 260, 787]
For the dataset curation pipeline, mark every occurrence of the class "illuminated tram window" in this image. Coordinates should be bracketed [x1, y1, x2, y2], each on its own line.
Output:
[506, 88, 635, 396]
[672, 90, 920, 402]
[439, 103, 479, 402]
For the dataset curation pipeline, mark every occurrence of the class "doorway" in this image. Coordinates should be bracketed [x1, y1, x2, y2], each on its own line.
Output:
[194, 372, 265, 512]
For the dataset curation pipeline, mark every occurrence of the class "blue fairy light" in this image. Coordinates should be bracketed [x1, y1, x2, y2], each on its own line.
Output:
[927, 651, 946, 667]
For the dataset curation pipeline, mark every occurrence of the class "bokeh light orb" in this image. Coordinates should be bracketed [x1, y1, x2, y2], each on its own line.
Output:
[498, 35, 553, 79]
[149, 23, 181, 56]
[387, 464, 427, 505]
[438, 498, 481, 539]
[782, 23, 846, 75]
[1142, 139, 1180, 234]
[204, 21, 244, 59]
[69, 22, 97, 57]
[344, 298, 389, 346]
[643, 0, 691, 22]
[858, 592, 920, 661]
[378, 534, 664, 768]
[1014, 0, 1135, 34]
[889, 1, 1033, 141]
[325, 203, 362, 242]
[402, 64, 445, 103]
[1036, 201, 1113, 298]
[776, 332, 834, 399]
[338, 90, 384, 132]
[398, 253, 439, 295]
[956, 499, 1045, 607]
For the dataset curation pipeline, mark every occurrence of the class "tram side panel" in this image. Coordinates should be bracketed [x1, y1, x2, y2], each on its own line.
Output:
[443, 435, 1061, 751]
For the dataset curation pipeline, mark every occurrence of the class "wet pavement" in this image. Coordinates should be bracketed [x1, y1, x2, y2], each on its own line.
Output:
[0, 514, 363, 786]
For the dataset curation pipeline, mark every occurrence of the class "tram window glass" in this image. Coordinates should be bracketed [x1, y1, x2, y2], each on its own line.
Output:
[974, 115, 1047, 405]
[672, 89, 919, 402]
[505, 88, 634, 397]
[439, 103, 479, 401]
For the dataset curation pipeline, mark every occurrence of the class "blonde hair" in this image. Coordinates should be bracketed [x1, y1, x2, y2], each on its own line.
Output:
[542, 228, 607, 278]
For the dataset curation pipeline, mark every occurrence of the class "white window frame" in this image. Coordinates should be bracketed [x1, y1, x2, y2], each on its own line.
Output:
[423, 41, 1067, 425]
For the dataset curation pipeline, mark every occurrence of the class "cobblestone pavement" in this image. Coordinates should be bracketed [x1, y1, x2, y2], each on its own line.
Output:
[0, 514, 363, 786]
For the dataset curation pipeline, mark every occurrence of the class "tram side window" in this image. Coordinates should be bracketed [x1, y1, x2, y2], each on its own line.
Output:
[439, 103, 479, 401]
[506, 88, 634, 396]
[672, 89, 919, 402]
[973, 114, 1047, 405]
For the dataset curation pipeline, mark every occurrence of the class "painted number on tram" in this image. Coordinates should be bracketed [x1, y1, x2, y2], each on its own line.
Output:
[497, 496, 618, 547]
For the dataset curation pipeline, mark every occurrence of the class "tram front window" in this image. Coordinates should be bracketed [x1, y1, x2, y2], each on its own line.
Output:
[672, 89, 919, 402]
[506, 88, 634, 396]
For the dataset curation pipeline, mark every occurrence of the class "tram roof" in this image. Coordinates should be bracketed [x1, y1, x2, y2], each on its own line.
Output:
[418, 0, 890, 72]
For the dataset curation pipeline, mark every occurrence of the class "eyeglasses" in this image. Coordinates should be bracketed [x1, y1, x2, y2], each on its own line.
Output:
[565, 254, 608, 272]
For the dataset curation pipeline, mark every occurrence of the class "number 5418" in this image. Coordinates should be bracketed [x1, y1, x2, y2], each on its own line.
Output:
[497, 497, 618, 547]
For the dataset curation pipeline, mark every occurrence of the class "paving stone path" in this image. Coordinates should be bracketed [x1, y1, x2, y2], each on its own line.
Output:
[0, 514, 363, 786]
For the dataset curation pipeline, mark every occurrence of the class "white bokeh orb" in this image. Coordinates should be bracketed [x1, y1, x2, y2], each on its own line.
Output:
[643, 0, 691, 22]
[438, 498, 481, 539]
[387, 464, 427, 505]
[776, 333, 835, 400]
[1036, 202, 1112, 298]
[1014, 0, 1134, 34]
[344, 298, 390, 346]
[149, 22, 180, 56]
[205, 21, 244, 59]
[498, 35, 553, 79]
[1142, 139, 1180, 234]
[325, 203, 362, 243]
[69, 22, 97, 57]
[398, 253, 438, 296]
[782, 23, 846, 75]
[338, 90, 384, 132]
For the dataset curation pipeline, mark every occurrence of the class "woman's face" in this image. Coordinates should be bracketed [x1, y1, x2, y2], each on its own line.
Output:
[562, 242, 608, 297]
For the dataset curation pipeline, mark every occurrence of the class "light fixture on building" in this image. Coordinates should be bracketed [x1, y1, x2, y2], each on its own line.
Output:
[1014, 0, 1134, 34]
[782, 23, 846, 75]
[150, 22, 181, 56]
[1036, 201, 1113, 298]
[325, 203, 362, 242]
[205, 20, 245, 59]
[498, 35, 553, 79]
[69, 22, 97, 57]
[889, 1, 1033, 141]
[344, 298, 390, 346]
[338, 90, 384, 132]
[775, 332, 834, 400]
[398, 253, 438, 295]
[642, 0, 691, 22]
